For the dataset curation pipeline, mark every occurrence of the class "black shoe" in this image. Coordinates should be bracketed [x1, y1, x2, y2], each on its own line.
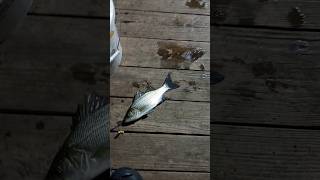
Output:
[111, 167, 143, 180]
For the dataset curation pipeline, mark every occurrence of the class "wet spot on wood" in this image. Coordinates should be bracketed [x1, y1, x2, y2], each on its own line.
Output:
[70, 63, 97, 85]
[188, 81, 197, 90]
[121, 99, 124, 103]
[183, 88, 192, 93]
[157, 42, 205, 69]
[199, 64, 205, 71]
[132, 80, 154, 90]
[251, 62, 276, 77]
[132, 82, 140, 88]
[122, 20, 135, 24]
[185, 0, 206, 9]
[4, 131, 11, 138]
[188, 81, 196, 86]
[36, 121, 45, 130]
[173, 81, 181, 86]
[289, 40, 309, 54]
[287, 7, 305, 28]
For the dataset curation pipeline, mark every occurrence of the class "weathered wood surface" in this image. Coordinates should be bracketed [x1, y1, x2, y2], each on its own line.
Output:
[213, 0, 320, 29]
[30, 0, 106, 17]
[111, 133, 209, 172]
[139, 171, 210, 180]
[111, 67, 210, 102]
[116, 0, 210, 15]
[1, 172, 209, 180]
[111, 97, 209, 135]
[0, 114, 209, 179]
[117, 10, 210, 42]
[30, 0, 210, 16]
[212, 26, 320, 126]
[212, 124, 320, 180]
[120, 37, 210, 70]
[0, 116, 70, 179]
[0, 16, 107, 112]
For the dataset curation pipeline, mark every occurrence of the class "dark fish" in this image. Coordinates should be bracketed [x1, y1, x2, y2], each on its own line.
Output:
[45, 93, 110, 180]
[122, 73, 179, 126]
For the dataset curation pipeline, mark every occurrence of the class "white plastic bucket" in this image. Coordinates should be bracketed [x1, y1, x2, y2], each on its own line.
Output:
[110, 0, 122, 73]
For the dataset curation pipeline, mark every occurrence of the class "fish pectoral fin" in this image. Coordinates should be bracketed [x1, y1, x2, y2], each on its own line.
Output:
[141, 114, 148, 119]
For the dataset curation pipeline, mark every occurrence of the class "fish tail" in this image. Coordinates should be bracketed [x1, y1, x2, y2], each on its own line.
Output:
[163, 72, 179, 90]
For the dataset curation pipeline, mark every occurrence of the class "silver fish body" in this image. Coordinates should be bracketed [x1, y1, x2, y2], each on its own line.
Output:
[45, 93, 110, 180]
[122, 73, 179, 126]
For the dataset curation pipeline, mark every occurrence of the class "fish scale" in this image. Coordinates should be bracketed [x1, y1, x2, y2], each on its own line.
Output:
[45, 93, 110, 180]
[120, 73, 179, 126]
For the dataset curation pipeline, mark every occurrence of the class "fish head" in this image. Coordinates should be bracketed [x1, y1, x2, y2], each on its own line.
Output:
[122, 107, 141, 126]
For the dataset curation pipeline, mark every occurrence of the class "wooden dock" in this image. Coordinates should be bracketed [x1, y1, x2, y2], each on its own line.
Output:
[213, 1, 320, 180]
[2, 0, 317, 179]
[111, 0, 210, 179]
[0, 0, 210, 179]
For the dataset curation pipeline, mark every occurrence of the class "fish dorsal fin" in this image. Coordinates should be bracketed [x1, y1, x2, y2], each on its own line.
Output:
[144, 84, 156, 92]
[133, 90, 145, 101]
[71, 93, 107, 129]
[133, 85, 155, 101]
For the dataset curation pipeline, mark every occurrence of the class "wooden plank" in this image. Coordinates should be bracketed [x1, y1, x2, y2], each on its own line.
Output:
[111, 67, 210, 102]
[0, 170, 209, 180]
[117, 10, 210, 42]
[212, 124, 320, 180]
[117, 0, 210, 15]
[111, 133, 209, 172]
[0, 117, 70, 179]
[212, 26, 320, 126]
[0, 16, 108, 113]
[30, 0, 209, 17]
[30, 0, 106, 17]
[139, 171, 210, 180]
[0, 114, 209, 179]
[111, 97, 209, 135]
[4, 171, 210, 180]
[120, 37, 210, 70]
[213, 0, 320, 29]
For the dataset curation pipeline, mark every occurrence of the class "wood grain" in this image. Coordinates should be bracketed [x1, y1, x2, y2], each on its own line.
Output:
[111, 66, 210, 102]
[117, 10, 210, 42]
[139, 171, 210, 180]
[0, 116, 70, 179]
[111, 133, 210, 172]
[212, 26, 320, 126]
[0, 114, 209, 179]
[111, 97, 210, 135]
[213, 0, 320, 29]
[30, 0, 209, 17]
[120, 37, 210, 70]
[117, 0, 210, 15]
[0, 16, 108, 113]
[30, 0, 106, 17]
[212, 124, 320, 180]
